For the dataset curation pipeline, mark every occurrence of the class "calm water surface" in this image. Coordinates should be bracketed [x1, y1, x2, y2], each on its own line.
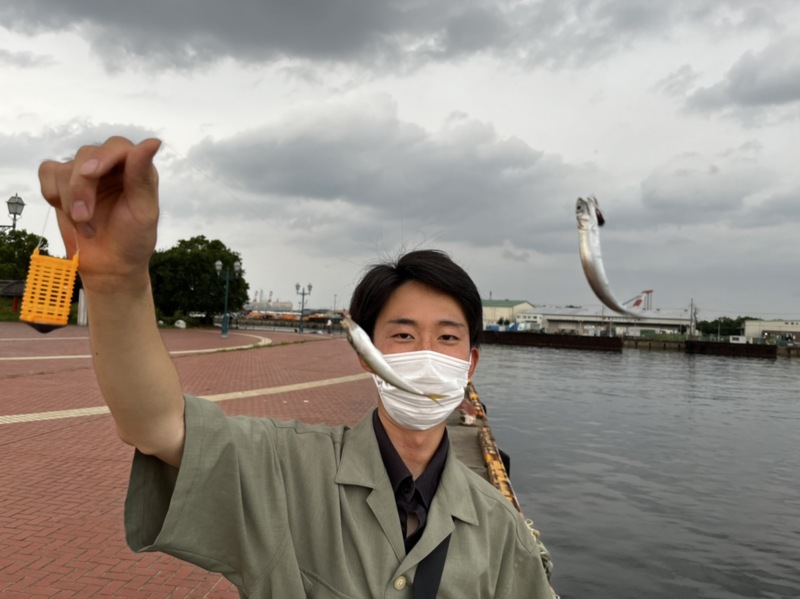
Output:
[473, 345, 799, 599]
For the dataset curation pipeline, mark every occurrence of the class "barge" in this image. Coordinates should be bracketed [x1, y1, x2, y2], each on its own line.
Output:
[482, 329, 622, 352]
[483, 330, 795, 358]
[685, 339, 777, 358]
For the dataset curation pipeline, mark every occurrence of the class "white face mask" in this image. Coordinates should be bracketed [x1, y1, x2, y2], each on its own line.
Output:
[374, 350, 471, 431]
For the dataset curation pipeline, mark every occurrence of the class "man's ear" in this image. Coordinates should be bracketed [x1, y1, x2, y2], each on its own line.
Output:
[468, 347, 480, 377]
[358, 355, 376, 374]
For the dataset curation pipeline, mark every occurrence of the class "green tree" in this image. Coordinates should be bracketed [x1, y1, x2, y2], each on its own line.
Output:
[697, 316, 757, 337]
[0, 229, 49, 280]
[149, 235, 249, 322]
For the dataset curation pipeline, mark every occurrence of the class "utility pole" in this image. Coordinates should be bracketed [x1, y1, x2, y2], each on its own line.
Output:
[296, 283, 312, 333]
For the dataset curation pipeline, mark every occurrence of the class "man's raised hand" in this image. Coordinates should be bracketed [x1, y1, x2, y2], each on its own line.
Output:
[38, 137, 162, 292]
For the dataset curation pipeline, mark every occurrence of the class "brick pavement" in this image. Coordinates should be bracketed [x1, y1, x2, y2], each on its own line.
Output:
[0, 322, 379, 598]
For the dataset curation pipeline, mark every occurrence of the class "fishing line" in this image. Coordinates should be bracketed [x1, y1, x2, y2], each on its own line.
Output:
[35, 205, 52, 250]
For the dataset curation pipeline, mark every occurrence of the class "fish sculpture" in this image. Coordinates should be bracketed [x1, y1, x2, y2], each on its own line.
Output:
[341, 310, 444, 402]
[575, 196, 641, 318]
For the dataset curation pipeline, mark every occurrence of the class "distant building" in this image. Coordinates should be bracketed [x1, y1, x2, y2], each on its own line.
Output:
[0, 280, 25, 313]
[743, 319, 800, 343]
[481, 297, 694, 336]
[516, 313, 544, 330]
[481, 299, 535, 327]
[516, 306, 692, 336]
[245, 300, 293, 312]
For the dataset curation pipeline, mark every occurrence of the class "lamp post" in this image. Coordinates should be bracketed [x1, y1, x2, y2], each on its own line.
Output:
[296, 282, 312, 333]
[1, 194, 25, 231]
[215, 259, 241, 338]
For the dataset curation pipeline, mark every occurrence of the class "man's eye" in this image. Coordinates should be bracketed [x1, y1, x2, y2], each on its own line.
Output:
[394, 333, 414, 340]
[440, 334, 458, 342]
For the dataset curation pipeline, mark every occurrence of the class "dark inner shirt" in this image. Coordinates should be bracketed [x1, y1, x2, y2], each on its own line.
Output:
[372, 409, 449, 553]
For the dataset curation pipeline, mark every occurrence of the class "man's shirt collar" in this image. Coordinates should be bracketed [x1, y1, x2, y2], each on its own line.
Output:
[372, 409, 449, 509]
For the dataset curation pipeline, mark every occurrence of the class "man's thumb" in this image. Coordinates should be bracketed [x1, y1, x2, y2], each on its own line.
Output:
[125, 138, 162, 194]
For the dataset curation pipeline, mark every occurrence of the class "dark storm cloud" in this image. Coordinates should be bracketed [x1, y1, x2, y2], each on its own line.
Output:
[181, 97, 597, 253]
[1, 0, 791, 71]
[0, 0, 510, 70]
[687, 36, 800, 113]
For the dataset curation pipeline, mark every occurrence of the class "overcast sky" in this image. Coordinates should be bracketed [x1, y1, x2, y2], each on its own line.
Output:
[2, 0, 799, 320]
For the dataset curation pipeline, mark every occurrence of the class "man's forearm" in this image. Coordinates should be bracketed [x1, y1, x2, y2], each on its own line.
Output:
[86, 278, 186, 466]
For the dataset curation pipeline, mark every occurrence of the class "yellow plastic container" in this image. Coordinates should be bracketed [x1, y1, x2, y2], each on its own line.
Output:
[20, 249, 79, 333]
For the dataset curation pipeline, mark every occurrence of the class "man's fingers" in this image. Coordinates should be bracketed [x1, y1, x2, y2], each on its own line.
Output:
[52, 209, 79, 258]
[124, 138, 162, 203]
[68, 137, 137, 225]
[38, 160, 68, 211]
[39, 159, 95, 236]
[38, 136, 162, 243]
[38, 161, 81, 255]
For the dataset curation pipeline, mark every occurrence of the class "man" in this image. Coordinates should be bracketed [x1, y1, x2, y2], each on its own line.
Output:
[39, 137, 553, 598]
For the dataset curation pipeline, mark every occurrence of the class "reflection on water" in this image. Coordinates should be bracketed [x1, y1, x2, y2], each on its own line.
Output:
[473, 345, 800, 599]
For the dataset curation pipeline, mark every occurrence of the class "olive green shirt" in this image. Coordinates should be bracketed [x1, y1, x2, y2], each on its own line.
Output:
[125, 394, 551, 598]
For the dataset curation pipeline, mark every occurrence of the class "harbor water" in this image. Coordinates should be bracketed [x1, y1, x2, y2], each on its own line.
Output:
[473, 345, 799, 599]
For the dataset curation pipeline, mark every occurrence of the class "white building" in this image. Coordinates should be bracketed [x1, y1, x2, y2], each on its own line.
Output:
[743, 319, 800, 343]
[481, 297, 694, 336]
[517, 306, 693, 336]
[482, 299, 535, 328]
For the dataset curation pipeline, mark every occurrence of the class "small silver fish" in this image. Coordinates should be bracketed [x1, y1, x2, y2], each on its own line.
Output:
[575, 196, 641, 319]
[340, 311, 444, 402]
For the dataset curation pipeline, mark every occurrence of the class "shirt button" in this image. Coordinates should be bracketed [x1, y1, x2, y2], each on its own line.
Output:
[394, 576, 407, 590]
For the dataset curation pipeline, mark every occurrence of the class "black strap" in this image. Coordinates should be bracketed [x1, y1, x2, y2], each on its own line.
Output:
[413, 533, 451, 599]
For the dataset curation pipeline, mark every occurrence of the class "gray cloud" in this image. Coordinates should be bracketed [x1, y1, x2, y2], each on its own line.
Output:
[0, 0, 510, 71]
[2, 2, 799, 319]
[733, 190, 800, 229]
[0, 122, 159, 171]
[181, 95, 598, 255]
[2, 0, 793, 72]
[654, 65, 700, 97]
[687, 36, 800, 114]
[501, 244, 531, 263]
[0, 48, 54, 68]
[640, 152, 772, 225]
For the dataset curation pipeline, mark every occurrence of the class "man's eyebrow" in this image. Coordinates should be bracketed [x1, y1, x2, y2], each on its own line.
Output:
[385, 317, 465, 329]
[386, 317, 417, 326]
[438, 319, 466, 329]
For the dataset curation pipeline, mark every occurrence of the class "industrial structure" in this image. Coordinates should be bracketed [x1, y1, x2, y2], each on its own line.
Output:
[514, 306, 691, 336]
[743, 319, 799, 343]
[481, 299, 535, 325]
[482, 291, 694, 337]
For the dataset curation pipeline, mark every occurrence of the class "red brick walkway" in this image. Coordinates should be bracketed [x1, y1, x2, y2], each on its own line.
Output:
[0, 322, 378, 598]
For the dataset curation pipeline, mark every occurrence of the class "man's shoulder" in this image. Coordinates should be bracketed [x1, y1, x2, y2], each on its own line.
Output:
[270, 417, 349, 439]
[449, 458, 542, 553]
[453, 460, 519, 516]
[184, 393, 354, 450]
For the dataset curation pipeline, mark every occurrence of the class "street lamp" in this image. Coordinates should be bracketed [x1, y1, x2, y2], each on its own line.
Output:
[215, 259, 241, 338]
[1, 194, 25, 232]
[296, 282, 312, 333]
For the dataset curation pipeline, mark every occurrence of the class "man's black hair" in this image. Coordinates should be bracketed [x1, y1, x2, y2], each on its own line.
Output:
[349, 249, 482, 348]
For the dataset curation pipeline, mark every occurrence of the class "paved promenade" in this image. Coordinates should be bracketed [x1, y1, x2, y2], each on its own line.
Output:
[1, 322, 380, 598]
